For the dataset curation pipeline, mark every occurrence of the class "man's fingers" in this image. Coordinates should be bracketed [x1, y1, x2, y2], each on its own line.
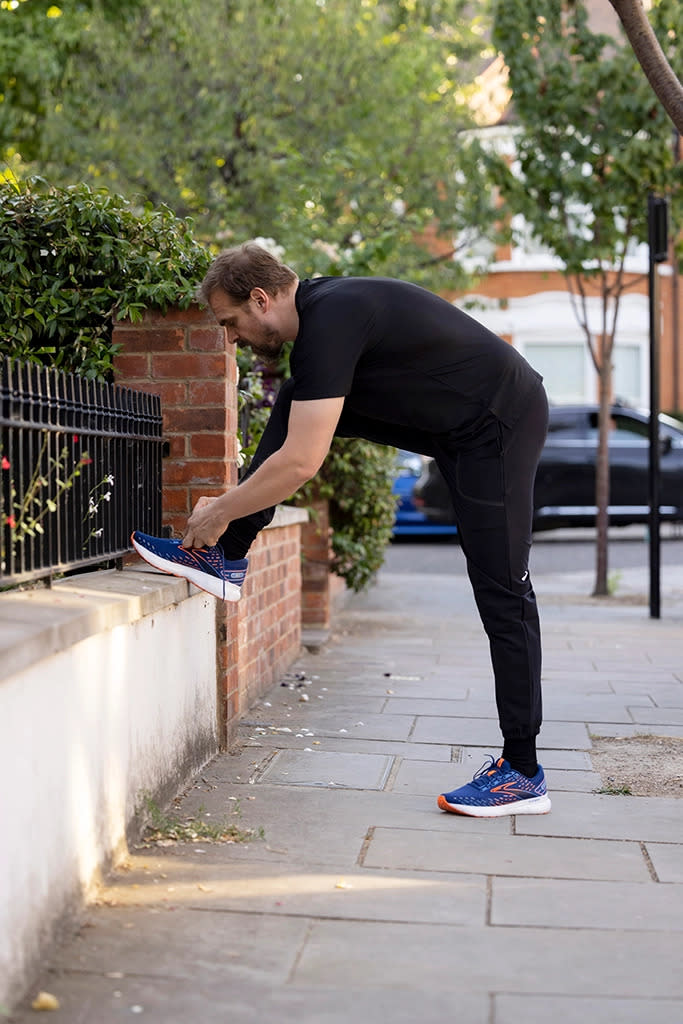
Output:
[194, 495, 218, 512]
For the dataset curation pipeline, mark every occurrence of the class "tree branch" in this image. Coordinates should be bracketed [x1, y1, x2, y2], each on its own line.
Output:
[608, 0, 683, 134]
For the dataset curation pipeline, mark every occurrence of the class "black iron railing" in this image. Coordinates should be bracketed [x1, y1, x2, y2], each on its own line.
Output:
[1, 357, 162, 586]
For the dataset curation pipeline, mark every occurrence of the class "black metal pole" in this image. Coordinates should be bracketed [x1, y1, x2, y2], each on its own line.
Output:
[647, 194, 668, 620]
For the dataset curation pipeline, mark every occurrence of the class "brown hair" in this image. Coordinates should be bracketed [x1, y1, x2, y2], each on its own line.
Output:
[197, 243, 297, 305]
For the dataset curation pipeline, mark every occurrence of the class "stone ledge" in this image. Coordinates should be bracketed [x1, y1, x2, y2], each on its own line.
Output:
[0, 505, 308, 683]
[0, 568, 193, 682]
[268, 505, 309, 528]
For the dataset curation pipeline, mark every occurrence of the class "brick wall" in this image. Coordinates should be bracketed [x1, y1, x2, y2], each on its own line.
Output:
[113, 306, 307, 747]
[113, 307, 237, 536]
[221, 507, 305, 744]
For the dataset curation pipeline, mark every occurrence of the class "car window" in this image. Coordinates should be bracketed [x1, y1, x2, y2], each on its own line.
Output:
[547, 412, 584, 437]
[586, 411, 674, 445]
[611, 415, 649, 442]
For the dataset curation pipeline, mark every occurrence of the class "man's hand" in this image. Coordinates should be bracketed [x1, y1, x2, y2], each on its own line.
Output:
[180, 396, 345, 550]
[182, 495, 229, 550]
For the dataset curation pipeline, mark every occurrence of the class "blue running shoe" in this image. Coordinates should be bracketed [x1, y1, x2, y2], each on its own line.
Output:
[131, 530, 248, 602]
[437, 756, 551, 817]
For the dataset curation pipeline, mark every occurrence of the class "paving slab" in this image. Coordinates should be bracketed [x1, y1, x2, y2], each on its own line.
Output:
[48, 905, 307, 982]
[645, 843, 683, 882]
[293, 920, 683, 997]
[246, 711, 415, 742]
[494, 994, 683, 1024]
[411, 716, 592, 749]
[10, 975, 488, 1024]
[629, 706, 683, 726]
[99, 856, 488, 926]
[516, 791, 683, 843]
[241, 736, 455, 761]
[491, 876, 683, 930]
[361, 826, 649, 881]
[326, 678, 470, 699]
[257, 749, 394, 790]
[587, 722, 683, 740]
[386, 694, 649, 722]
[250, 693, 390, 715]
[610, 681, 683, 705]
[169, 783, 513, 870]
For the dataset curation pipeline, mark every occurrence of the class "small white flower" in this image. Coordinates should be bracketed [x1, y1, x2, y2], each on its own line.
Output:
[106, 474, 115, 485]
[102, 491, 111, 502]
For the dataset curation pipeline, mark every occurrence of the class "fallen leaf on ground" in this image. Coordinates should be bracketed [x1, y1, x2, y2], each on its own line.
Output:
[31, 992, 60, 1011]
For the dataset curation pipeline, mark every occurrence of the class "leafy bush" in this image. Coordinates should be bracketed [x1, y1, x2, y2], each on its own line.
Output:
[0, 178, 212, 379]
[1, 177, 397, 588]
[294, 438, 398, 593]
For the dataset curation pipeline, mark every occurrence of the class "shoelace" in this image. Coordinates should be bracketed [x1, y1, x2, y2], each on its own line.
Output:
[469, 756, 506, 789]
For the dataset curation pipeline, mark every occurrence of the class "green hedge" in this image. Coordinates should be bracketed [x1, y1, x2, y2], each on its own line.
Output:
[1, 177, 397, 588]
[0, 178, 211, 379]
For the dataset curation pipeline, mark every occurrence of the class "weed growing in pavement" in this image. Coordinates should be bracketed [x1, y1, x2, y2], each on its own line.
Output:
[594, 781, 633, 796]
[607, 570, 622, 596]
[140, 795, 264, 846]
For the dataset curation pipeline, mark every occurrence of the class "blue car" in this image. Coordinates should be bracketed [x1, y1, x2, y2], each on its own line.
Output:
[392, 450, 458, 537]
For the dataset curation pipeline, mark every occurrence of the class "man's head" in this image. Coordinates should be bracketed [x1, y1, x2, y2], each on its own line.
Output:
[198, 243, 299, 363]
[197, 242, 297, 306]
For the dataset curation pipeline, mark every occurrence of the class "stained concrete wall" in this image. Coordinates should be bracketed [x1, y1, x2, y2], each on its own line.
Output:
[0, 568, 217, 1009]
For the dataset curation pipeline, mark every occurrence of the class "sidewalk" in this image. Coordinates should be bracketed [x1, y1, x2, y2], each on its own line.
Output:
[10, 562, 683, 1024]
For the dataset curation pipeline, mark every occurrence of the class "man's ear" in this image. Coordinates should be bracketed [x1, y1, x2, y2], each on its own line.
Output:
[250, 287, 269, 310]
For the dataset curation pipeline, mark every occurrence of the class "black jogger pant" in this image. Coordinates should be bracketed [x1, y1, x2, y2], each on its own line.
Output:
[218, 378, 550, 742]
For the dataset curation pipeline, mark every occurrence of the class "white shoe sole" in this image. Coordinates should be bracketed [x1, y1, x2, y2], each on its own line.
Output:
[438, 793, 552, 817]
[131, 537, 243, 602]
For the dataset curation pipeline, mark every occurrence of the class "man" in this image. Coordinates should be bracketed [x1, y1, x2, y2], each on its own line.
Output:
[132, 242, 551, 818]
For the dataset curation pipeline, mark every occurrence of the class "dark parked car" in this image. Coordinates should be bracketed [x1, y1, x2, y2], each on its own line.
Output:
[412, 404, 683, 531]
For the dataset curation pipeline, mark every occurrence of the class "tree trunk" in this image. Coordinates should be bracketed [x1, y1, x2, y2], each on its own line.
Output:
[608, 0, 683, 134]
[593, 353, 613, 597]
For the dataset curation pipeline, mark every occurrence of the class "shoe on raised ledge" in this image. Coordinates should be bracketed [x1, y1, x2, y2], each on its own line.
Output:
[131, 530, 248, 602]
[437, 756, 551, 818]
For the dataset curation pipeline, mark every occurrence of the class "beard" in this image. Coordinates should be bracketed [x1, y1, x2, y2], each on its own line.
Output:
[245, 326, 285, 365]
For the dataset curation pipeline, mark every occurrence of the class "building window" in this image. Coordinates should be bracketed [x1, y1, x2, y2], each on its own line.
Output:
[612, 344, 642, 406]
[523, 342, 587, 403]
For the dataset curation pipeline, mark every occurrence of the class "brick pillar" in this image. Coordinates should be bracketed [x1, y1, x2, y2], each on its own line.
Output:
[113, 307, 306, 749]
[113, 306, 238, 537]
[300, 498, 333, 630]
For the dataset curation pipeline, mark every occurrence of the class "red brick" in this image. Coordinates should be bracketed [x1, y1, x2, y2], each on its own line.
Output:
[115, 353, 150, 378]
[191, 434, 229, 458]
[189, 327, 226, 352]
[189, 380, 228, 406]
[164, 407, 227, 432]
[164, 434, 187, 458]
[153, 380, 188, 406]
[164, 460, 229, 486]
[115, 327, 185, 353]
[225, 691, 239, 722]
[161, 487, 191, 513]
[152, 353, 227, 379]
[114, 328, 151, 353]
[163, 513, 187, 536]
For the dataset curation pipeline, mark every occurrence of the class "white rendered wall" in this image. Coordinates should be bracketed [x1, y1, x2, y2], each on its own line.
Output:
[0, 579, 217, 1009]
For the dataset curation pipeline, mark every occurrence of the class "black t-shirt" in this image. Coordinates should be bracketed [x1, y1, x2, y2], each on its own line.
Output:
[291, 276, 542, 444]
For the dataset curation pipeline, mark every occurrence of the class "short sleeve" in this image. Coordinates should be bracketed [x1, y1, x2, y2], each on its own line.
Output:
[289, 290, 375, 401]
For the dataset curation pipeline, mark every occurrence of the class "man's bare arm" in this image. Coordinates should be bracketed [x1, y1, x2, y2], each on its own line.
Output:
[181, 396, 345, 549]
